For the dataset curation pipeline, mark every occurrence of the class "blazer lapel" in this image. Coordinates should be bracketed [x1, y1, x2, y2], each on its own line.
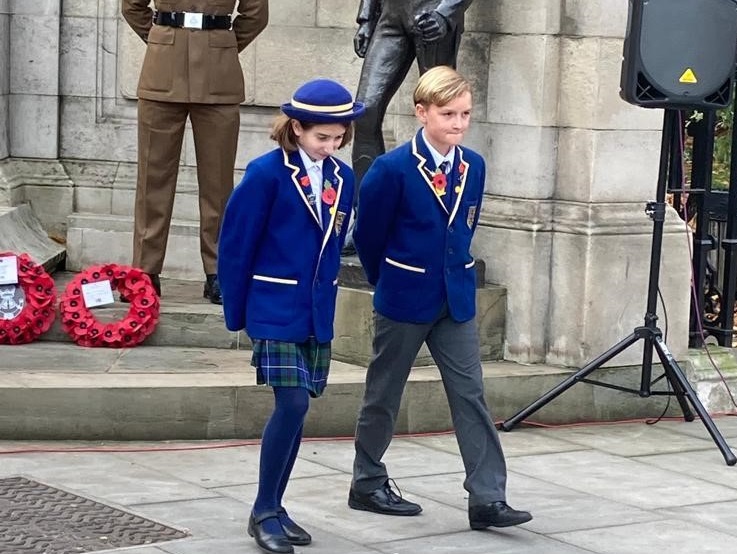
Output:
[318, 157, 344, 256]
[411, 131, 449, 215]
[447, 146, 469, 227]
[283, 149, 321, 228]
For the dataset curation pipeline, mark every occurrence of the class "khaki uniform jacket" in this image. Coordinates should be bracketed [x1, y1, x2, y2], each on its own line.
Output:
[122, 0, 268, 104]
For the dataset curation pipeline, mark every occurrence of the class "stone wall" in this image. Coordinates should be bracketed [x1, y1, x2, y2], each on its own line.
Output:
[0, 0, 693, 369]
[0, 0, 9, 162]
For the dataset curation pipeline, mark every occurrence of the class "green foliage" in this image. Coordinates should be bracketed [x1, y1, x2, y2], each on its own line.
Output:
[686, 106, 733, 190]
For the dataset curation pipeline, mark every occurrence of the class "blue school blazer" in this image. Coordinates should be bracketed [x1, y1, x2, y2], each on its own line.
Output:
[218, 148, 354, 343]
[354, 130, 484, 324]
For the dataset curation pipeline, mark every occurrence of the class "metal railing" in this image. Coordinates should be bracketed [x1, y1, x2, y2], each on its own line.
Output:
[672, 104, 737, 347]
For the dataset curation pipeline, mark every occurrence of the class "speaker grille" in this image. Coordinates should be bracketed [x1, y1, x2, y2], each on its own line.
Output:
[635, 72, 667, 102]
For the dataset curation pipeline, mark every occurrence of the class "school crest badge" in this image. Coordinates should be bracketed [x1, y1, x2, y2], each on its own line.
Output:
[335, 210, 347, 236]
[467, 205, 477, 229]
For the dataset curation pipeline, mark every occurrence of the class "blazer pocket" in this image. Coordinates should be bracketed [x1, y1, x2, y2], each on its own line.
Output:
[249, 275, 299, 323]
[385, 257, 426, 274]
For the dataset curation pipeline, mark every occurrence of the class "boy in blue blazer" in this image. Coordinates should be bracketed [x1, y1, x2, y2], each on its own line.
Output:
[218, 80, 364, 554]
[349, 66, 532, 530]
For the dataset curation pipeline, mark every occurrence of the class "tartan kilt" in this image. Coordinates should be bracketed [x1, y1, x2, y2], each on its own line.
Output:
[251, 337, 331, 397]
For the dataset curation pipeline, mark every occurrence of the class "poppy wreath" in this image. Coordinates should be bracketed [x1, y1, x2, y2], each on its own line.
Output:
[59, 264, 160, 347]
[0, 252, 57, 345]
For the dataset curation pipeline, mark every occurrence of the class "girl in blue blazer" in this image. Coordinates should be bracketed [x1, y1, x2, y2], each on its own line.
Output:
[218, 80, 364, 554]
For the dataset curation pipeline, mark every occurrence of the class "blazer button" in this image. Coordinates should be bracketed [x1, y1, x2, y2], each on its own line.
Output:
[448, 248, 454, 255]
[449, 226, 455, 233]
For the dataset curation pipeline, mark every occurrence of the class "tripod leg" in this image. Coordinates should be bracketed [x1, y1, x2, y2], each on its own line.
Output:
[650, 338, 695, 421]
[501, 332, 641, 431]
[653, 336, 736, 465]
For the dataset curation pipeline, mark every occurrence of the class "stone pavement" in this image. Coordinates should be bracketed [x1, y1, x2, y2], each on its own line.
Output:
[1, 417, 736, 553]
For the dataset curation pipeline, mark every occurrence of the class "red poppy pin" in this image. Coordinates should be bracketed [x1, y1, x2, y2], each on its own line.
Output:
[300, 175, 311, 188]
[322, 180, 337, 206]
[459, 162, 467, 175]
[432, 171, 448, 196]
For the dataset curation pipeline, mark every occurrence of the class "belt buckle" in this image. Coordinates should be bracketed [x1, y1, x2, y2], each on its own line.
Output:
[182, 12, 203, 29]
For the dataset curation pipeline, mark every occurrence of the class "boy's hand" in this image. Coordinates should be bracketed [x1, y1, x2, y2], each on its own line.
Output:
[354, 21, 376, 58]
[414, 10, 450, 43]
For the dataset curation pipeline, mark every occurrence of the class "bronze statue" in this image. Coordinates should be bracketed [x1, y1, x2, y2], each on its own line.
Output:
[352, 0, 474, 185]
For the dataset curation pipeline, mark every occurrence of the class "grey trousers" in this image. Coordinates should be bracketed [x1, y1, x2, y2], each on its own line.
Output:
[352, 305, 508, 506]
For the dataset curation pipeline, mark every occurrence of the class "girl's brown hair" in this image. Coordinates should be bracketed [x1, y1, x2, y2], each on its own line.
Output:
[270, 114, 354, 152]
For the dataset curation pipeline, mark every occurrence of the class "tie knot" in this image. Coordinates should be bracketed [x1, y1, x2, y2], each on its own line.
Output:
[439, 161, 450, 174]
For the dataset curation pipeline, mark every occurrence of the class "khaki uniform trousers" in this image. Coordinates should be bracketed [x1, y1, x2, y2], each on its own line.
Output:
[133, 99, 240, 275]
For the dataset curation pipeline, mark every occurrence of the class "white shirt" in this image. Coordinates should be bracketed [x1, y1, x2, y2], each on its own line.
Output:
[298, 147, 324, 226]
[422, 129, 455, 173]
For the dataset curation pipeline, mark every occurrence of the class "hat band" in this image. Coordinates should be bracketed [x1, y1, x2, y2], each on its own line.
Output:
[290, 99, 355, 113]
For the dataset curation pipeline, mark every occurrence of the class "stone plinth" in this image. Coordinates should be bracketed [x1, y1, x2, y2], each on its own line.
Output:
[0, 204, 65, 270]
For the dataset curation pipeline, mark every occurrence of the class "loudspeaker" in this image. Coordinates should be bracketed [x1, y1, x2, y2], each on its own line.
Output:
[621, 0, 737, 109]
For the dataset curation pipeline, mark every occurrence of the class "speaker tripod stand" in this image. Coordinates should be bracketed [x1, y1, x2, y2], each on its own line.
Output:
[501, 110, 737, 466]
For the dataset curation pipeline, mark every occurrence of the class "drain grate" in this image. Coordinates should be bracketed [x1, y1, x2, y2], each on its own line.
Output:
[0, 476, 188, 553]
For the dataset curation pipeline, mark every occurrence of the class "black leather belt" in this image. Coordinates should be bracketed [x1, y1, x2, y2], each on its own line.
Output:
[153, 11, 231, 30]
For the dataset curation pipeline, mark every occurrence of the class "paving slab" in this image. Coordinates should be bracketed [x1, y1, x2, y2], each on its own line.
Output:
[377, 529, 593, 554]
[510, 450, 737, 510]
[0, 426, 736, 553]
[636, 448, 737, 489]
[656, 500, 737, 538]
[550, 519, 737, 553]
[532, 421, 717, 456]
[399, 471, 662, 535]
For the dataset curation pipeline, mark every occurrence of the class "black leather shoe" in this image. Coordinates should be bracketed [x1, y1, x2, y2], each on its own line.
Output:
[120, 273, 160, 303]
[247, 512, 293, 554]
[204, 273, 222, 305]
[469, 501, 532, 529]
[348, 480, 422, 516]
[277, 508, 311, 546]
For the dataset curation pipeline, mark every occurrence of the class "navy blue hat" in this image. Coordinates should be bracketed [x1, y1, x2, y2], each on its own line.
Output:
[281, 79, 365, 124]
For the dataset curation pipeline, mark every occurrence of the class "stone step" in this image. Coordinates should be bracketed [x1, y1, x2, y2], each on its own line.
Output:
[0, 342, 685, 441]
[0, 204, 66, 271]
[43, 272, 506, 367]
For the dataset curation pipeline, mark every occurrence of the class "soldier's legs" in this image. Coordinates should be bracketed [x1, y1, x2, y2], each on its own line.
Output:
[133, 99, 188, 274]
[188, 103, 240, 275]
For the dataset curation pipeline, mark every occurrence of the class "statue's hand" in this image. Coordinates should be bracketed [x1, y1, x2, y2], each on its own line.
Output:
[354, 21, 375, 58]
[414, 11, 450, 44]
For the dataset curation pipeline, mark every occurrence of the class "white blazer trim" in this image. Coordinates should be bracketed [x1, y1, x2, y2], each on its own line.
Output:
[385, 257, 426, 274]
[319, 157, 343, 258]
[447, 146, 469, 227]
[253, 275, 298, 285]
[283, 149, 321, 227]
[411, 135, 450, 215]
[465, 259, 476, 269]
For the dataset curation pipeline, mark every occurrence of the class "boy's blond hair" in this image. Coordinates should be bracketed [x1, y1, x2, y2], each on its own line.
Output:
[270, 114, 354, 152]
[413, 66, 472, 108]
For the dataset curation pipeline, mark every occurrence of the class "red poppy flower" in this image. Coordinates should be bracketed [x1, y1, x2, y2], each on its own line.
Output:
[300, 175, 311, 187]
[459, 163, 466, 175]
[432, 172, 448, 190]
[322, 187, 337, 205]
